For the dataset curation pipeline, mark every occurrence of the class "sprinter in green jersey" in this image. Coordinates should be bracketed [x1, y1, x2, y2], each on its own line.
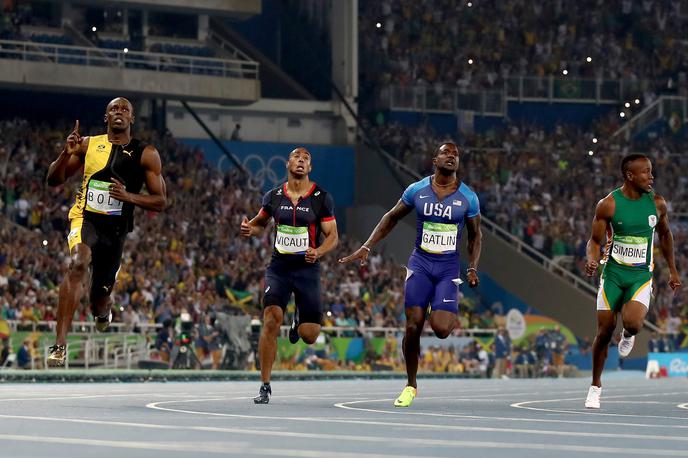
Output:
[583, 153, 681, 409]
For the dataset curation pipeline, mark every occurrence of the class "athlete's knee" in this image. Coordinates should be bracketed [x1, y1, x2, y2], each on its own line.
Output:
[595, 327, 614, 344]
[432, 324, 454, 339]
[67, 257, 89, 281]
[623, 323, 642, 336]
[262, 307, 283, 334]
[405, 320, 424, 337]
[299, 324, 320, 345]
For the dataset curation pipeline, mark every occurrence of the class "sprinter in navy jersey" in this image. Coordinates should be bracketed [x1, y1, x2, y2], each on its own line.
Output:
[241, 147, 338, 404]
[339, 142, 482, 407]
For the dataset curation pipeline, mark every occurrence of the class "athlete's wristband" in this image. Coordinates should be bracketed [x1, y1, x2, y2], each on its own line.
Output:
[466, 267, 477, 274]
[361, 245, 371, 252]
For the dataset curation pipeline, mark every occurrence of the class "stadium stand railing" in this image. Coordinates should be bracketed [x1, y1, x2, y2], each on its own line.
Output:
[0, 38, 259, 79]
[385, 77, 654, 114]
[613, 95, 688, 140]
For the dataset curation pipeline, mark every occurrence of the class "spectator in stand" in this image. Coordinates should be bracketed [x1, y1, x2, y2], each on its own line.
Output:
[493, 327, 511, 378]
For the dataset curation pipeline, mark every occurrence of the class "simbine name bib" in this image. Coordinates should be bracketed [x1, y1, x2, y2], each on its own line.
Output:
[275, 224, 309, 254]
[85, 179, 123, 216]
[611, 235, 648, 267]
[420, 221, 457, 254]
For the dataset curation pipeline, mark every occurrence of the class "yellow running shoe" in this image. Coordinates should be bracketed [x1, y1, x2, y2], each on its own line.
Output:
[394, 386, 417, 407]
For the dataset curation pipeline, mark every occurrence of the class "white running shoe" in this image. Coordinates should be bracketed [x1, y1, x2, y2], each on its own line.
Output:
[618, 331, 635, 358]
[585, 385, 601, 409]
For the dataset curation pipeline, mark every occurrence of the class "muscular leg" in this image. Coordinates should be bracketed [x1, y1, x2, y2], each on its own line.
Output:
[403, 307, 426, 389]
[90, 293, 111, 318]
[620, 300, 647, 338]
[258, 305, 283, 383]
[55, 244, 91, 346]
[429, 310, 457, 339]
[591, 310, 616, 387]
[298, 323, 321, 345]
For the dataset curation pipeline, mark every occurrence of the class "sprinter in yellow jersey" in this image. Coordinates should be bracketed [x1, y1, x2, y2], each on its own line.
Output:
[45, 97, 167, 367]
[584, 153, 680, 408]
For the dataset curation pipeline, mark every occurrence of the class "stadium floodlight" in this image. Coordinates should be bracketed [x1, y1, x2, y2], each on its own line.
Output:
[592, 137, 598, 143]
[562, 69, 568, 75]
[634, 98, 640, 105]
[624, 102, 631, 108]
[620, 112, 626, 118]
[586, 56, 592, 63]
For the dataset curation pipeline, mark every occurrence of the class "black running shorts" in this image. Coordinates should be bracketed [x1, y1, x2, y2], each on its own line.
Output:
[263, 258, 322, 325]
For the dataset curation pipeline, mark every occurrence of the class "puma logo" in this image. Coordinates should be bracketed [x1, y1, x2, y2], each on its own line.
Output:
[122, 150, 132, 157]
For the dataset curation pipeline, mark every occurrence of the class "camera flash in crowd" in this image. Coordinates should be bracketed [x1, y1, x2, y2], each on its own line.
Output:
[91, 26, 97, 32]
[468, 58, 474, 65]
[592, 137, 598, 143]
[634, 98, 640, 105]
[624, 102, 631, 108]
[588, 150, 594, 156]
[375, 22, 381, 29]
[586, 56, 592, 63]
[42, 240, 48, 246]
[620, 112, 626, 118]
[562, 69, 568, 75]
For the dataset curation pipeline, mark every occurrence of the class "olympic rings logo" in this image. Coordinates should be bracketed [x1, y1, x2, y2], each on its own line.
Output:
[217, 153, 287, 190]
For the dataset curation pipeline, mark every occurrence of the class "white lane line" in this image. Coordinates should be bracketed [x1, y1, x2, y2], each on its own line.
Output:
[511, 391, 688, 420]
[2, 414, 688, 455]
[0, 393, 187, 403]
[334, 398, 688, 430]
[0, 434, 420, 458]
[145, 396, 688, 441]
[678, 403, 688, 410]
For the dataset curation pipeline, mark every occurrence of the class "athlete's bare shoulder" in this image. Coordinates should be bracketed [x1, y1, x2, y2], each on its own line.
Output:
[653, 192, 668, 215]
[594, 192, 615, 220]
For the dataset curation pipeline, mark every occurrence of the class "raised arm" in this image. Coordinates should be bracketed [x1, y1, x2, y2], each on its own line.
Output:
[338, 200, 413, 265]
[109, 145, 167, 212]
[585, 196, 615, 276]
[654, 194, 681, 291]
[46, 120, 88, 186]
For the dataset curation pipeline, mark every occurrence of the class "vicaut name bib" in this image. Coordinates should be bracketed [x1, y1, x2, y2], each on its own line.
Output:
[275, 225, 309, 254]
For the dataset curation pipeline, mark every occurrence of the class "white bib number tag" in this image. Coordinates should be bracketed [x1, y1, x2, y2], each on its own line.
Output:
[611, 235, 648, 267]
[420, 222, 457, 254]
[275, 225, 309, 254]
[86, 180, 123, 216]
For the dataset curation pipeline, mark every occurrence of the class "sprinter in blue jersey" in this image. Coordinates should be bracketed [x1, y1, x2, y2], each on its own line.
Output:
[339, 142, 482, 407]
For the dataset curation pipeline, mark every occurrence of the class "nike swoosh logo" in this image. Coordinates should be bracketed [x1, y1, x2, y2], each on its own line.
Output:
[419, 195, 430, 199]
[442, 299, 454, 303]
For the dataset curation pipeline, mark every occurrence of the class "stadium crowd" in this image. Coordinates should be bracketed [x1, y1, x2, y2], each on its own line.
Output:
[360, 0, 688, 97]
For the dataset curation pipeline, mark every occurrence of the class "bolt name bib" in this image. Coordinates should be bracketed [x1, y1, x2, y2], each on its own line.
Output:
[85, 180, 123, 216]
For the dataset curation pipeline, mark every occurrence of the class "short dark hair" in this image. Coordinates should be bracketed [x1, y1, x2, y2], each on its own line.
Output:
[620, 153, 649, 177]
[434, 142, 458, 156]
